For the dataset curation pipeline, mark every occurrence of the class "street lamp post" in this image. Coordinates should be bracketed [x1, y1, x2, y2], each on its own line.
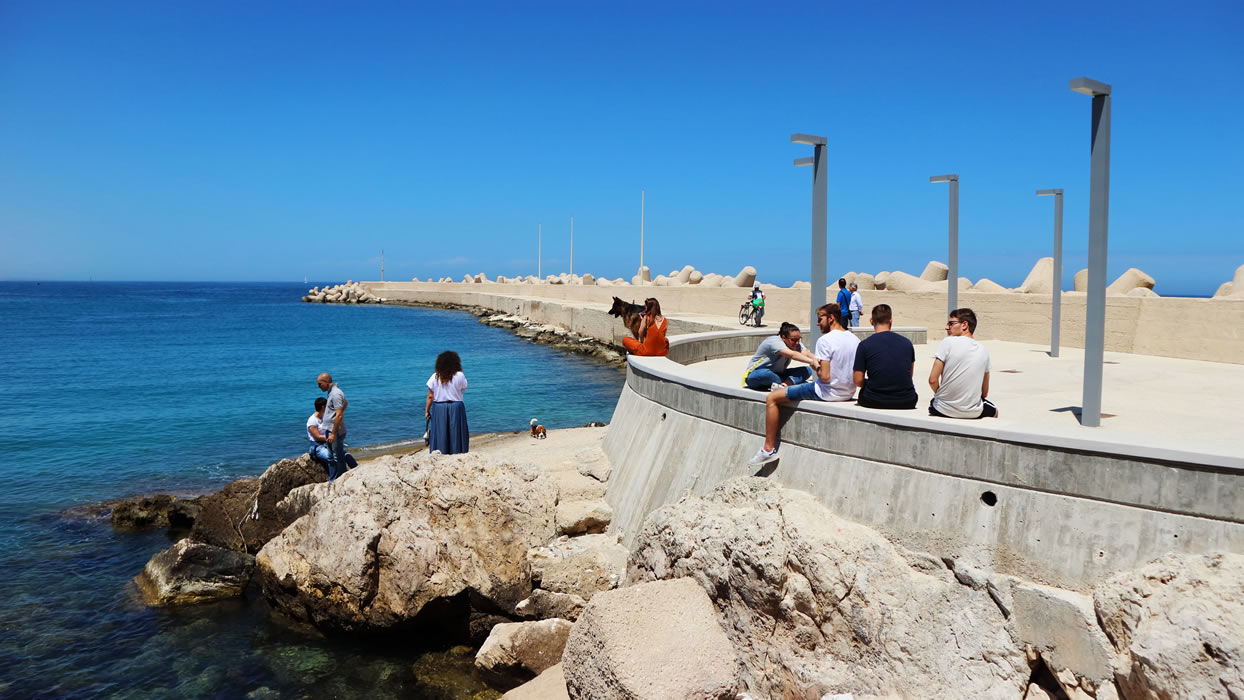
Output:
[570, 216, 574, 277]
[1036, 188, 1065, 357]
[538, 224, 542, 279]
[929, 174, 959, 316]
[792, 133, 828, 343]
[1070, 77, 1112, 427]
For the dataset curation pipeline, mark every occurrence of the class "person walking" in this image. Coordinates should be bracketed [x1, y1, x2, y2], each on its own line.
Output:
[316, 372, 349, 480]
[425, 350, 470, 454]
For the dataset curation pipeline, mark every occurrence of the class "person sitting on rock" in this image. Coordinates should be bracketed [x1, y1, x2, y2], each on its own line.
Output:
[622, 298, 669, 357]
[306, 397, 336, 468]
[928, 308, 998, 419]
[749, 303, 860, 467]
[853, 304, 918, 410]
[741, 322, 818, 391]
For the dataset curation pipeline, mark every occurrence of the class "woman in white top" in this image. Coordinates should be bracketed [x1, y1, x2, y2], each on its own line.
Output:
[425, 350, 469, 454]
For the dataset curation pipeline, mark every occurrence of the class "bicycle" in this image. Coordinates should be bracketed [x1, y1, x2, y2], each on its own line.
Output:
[739, 300, 764, 327]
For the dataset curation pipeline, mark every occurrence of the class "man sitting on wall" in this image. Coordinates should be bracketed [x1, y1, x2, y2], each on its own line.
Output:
[929, 307, 998, 419]
[741, 322, 818, 391]
[853, 304, 919, 410]
[748, 303, 860, 467]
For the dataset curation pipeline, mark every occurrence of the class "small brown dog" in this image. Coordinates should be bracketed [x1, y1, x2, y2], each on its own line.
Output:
[529, 418, 547, 439]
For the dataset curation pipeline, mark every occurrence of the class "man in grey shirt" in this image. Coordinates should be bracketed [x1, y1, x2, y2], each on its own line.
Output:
[316, 372, 349, 479]
[741, 322, 818, 391]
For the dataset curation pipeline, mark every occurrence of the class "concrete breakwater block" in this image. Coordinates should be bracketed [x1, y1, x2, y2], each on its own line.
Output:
[920, 260, 949, 281]
[1018, 257, 1055, 294]
[1106, 267, 1155, 296]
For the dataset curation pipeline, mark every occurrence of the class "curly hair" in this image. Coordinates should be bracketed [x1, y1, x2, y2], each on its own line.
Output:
[434, 350, 462, 384]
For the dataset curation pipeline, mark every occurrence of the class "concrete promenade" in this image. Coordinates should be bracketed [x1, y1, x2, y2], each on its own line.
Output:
[363, 280, 1244, 364]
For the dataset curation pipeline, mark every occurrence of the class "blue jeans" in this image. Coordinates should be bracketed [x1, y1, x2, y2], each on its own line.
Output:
[325, 432, 347, 480]
[849, 310, 861, 327]
[744, 366, 812, 391]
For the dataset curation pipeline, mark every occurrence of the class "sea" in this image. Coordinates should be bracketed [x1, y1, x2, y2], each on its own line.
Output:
[0, 281, 626, 699]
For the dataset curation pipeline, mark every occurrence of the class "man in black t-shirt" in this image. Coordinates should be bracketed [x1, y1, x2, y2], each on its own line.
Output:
[852, 304, 918, 409]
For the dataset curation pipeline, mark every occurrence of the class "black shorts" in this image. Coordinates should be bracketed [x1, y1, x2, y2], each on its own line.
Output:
[929, 397, 997, 419]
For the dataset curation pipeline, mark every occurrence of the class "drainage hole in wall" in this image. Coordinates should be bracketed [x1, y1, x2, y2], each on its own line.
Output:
[1098, 550, 1106, 558]
[980, 491, 998, 507]
[660, 412, 666, 421]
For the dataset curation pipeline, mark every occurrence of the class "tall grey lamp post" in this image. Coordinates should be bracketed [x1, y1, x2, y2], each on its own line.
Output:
[929, 174, 959, 316]
[792, 133, 827, 343]
[1070, 77, 1111, 427]
[1036, 188, 1064, 357]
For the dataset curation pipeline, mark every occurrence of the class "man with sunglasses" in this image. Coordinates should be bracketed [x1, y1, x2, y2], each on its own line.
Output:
[928, 308, 998, 419]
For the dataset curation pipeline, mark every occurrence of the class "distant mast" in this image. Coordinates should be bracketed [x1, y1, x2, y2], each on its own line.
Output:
[380, 249, 384, 281]
[640, 188, 645, 270]
[570, 216, 574, 277]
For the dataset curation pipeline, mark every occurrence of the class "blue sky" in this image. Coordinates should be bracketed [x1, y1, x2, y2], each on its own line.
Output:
[1, 1, 1240, 294]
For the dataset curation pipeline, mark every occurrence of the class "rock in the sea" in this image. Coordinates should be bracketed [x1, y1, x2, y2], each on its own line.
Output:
[733, 266, 757, 288]
[562, 577, 738, 700]
[1094, 552, 1244, 700]
[256, 451, 557, 633]
[191, 453, 327, 553]
[628, 478, 1030, 699]
[111, 494, 177, 530]
[920, 260, 949, 281]
[1106, 267, 1155, 296]
[476, 619, 574, 682]
[1018, 257, 1055, 294]
[135, 539, 256, 606]
[528, 534, 627, 601]
[503, 663, 569, 700]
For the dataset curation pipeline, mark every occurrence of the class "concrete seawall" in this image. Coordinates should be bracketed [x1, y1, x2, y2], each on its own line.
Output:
[602, 331, 1244, 592]
[363, 281, 1244, 364]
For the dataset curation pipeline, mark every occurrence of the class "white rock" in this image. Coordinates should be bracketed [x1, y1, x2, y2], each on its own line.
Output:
[1074, 269, 1089, 292]
[1215, 281, 1234, 298]
[476, 618, 574, 680]
[854, 273, 876, 290]
[733, 266, 757, 287]
[973, 278, 1009, 294]
[1106, 267, 1155, 296]
[1018, 257, 1055, 294]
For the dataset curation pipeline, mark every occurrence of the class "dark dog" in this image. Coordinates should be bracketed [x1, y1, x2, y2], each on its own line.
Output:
[609, 296, 645, 339]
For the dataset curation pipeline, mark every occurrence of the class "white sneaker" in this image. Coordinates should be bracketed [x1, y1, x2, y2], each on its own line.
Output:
[770, 383, 783, 391]
[748, 447, 779, 467]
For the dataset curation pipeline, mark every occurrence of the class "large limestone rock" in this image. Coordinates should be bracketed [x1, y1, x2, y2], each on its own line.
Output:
[528, 534, 627, 601]
[1094, 552, 1244, 699]
[733, 266, 757, 288]
[1018, 257, 1055, 294]
[1106, 267, 1155, 296]
[1074, 268, 1089, 292]
[628, 478, 1029, 699]
[256, 452, 557, 633]
[920, 260, 949, 281]
[1011, 582, 1115, 694]
[190, 454, 327, 553]
[562, 578, 738, 699]
[556, 500, 612, 536]
[476, 618, 574, 682]
[515, 589, 587, 621]
[135, 539, 255, 606]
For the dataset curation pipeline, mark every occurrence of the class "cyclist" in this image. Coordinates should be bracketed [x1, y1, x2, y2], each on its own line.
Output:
[748, 285, 765, 327]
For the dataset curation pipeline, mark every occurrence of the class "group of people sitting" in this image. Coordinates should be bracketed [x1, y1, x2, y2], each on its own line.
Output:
[745, 303, 997, 467]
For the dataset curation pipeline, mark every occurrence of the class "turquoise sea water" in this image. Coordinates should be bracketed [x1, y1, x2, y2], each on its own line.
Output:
[0, 282, 625, 698]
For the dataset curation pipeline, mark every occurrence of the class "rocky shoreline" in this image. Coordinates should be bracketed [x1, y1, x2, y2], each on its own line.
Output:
[77, 425, 1244, 699]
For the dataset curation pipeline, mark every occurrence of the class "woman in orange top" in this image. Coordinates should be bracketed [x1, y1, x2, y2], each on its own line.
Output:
[622, 297, 669, 357]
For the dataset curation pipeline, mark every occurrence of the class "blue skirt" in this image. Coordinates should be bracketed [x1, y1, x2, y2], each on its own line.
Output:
[428, 401, 469, 455]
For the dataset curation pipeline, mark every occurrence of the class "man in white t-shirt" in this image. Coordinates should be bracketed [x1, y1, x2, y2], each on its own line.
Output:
[306, 397, 334, 465]
[928, 308, 998, 419]
[748, 303, 859, 467]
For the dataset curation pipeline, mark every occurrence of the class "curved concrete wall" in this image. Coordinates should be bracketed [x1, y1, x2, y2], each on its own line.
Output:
[603, 330, 1244, 592]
